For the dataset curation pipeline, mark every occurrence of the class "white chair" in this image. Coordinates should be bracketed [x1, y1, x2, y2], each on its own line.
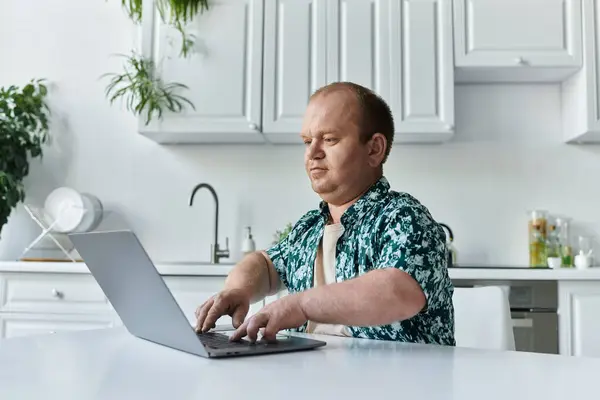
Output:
[452, 285, 515, 351]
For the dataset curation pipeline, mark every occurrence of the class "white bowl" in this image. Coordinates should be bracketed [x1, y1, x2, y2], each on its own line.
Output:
[547, 257, 562, 269]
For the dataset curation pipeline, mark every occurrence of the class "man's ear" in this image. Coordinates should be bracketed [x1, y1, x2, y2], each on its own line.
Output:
[367, 133, 387, 167]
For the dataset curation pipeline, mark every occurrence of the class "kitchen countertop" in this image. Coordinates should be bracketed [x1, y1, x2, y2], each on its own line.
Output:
[1, 260, 600, 280]
[0, 260, 236, 275]
[0, 327, 598, 399]
[448, 265, 600, 280]
[2, 260, 600, 280]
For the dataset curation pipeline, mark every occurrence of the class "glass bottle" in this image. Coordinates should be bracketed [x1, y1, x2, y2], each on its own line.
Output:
[528, 210, 548, 267]
[555, 217, 573, 267]
[546, 223, 560, 258]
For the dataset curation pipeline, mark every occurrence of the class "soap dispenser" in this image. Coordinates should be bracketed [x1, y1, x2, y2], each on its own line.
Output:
[241, 226, 256, 255]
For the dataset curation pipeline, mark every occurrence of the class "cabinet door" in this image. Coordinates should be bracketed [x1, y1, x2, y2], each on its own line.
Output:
[139, 0, 265, 143]
[326, 0, 391, 101]
[0, 313, 114, 339]
[558, 282, 600, 357]
[389, 0, 454, 142]
[454, 0, 582, 70]
[562, 0, 600, 143]
[262, 0, 327, 142]
[327, 0, 453, 143]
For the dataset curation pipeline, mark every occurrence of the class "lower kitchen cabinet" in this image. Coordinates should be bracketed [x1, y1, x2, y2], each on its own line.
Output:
[0, 313, 115, 339]
[558, 281, 600, 357]
[3, 267, 600, 359]
[0, 271, 262, 340]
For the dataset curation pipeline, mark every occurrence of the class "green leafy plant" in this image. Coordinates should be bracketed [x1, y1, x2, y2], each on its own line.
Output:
[0, 79, 50, 238]
[121, 0, 210, 58]
[102, 51, 195, 125]
[103, 1, 209, 124]
[272, 222, 293, 245]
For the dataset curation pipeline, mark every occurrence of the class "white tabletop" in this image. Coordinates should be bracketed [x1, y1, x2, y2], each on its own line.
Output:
[0, 327, 598, 400]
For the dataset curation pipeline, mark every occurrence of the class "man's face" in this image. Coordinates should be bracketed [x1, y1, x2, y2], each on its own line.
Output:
[300, 90, 378, 205]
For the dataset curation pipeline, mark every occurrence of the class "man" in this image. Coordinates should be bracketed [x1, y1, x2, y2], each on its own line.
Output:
[195, 82, 455, 346]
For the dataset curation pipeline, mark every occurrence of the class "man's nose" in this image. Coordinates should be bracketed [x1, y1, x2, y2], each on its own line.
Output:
[306, 142, 325, 160]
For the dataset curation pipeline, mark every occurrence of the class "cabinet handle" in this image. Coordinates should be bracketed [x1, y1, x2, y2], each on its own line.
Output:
[515, 57, 527, 65]
[248, 123, 258, 131]
[52, 288, 64, 299]
[445, 124, 454, 131]
[49, 331, 56, 334]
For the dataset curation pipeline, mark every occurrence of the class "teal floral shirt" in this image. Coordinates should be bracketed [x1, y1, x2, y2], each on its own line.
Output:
[266, 176, 455, 346]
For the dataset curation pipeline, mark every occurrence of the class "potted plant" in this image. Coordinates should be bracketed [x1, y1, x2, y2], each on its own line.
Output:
[102, 0, 211, 123]
[0, 79, 50, 238]
[272, 222, 293, 245]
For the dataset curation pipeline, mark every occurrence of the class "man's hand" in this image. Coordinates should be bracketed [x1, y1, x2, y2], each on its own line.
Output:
[195, 288, 252, 333]
[229, 293, 308, 342]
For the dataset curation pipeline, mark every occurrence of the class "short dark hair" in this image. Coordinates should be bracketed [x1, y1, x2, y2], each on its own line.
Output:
[310, 81, 395, 164]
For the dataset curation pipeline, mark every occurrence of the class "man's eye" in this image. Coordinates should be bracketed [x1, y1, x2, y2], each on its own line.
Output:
[324, 138, 336, 143]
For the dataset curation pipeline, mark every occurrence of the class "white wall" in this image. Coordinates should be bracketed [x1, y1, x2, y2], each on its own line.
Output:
[1, 0, 599, 266]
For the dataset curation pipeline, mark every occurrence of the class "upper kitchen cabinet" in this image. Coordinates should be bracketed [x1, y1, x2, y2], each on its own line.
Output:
[138, 0, 266, 144]
[454, 0, 583, 82]
[263, 0, 455, 144]
[261, 0, 327, 143]
[388, 0, 454, 142]
[562, 0, 600, 143]
[326, 0, 392, 114]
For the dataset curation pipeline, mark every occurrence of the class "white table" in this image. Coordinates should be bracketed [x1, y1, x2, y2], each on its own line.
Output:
[0, 327, 598, 399]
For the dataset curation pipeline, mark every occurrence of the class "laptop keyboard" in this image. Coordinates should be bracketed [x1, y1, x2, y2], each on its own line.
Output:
[196, 332, 252, 349]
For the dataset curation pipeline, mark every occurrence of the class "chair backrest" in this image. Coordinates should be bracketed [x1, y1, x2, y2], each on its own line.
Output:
[452, 285, 515, 351]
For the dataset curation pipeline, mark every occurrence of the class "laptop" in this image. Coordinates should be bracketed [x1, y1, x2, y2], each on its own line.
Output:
[67, 229, 326, 358]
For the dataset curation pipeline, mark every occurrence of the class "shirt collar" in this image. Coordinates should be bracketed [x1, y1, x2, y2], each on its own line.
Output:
[319, 176, 390, 227]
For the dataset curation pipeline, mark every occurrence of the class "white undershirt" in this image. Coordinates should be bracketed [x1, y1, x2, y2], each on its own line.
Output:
[305, 223, 351, 337]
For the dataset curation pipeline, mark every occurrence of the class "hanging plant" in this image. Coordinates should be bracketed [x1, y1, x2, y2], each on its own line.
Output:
[121, 0, 210, 57]
[103, 0, 210, 124]
[102, 51, 195, 125]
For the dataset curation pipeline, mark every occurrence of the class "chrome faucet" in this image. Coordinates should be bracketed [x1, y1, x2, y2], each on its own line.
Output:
[189, 183, 230, 264]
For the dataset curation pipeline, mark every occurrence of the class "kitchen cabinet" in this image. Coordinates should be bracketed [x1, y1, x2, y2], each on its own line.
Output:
[138, 0, 266, 144]
[138, 0, 454, 144]
[387, 0, 454, 142]
[0, 314, 115, 339]
[261, 0, 327, 143]
[558, 281, 600, 357]
[454, 0, 583, 82]
[0, 269, 263, 340]
[264, 0, 454, 143]
[562, 0, 600, 143]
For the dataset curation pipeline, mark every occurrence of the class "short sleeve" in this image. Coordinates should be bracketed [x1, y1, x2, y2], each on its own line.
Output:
[265, 232, 292, 290]
[374, 207, 449, 313]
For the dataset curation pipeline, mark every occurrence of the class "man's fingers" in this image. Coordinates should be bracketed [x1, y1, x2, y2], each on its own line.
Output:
[262, 318, 280, 342]
[229, 318, 250, 342]
[230, 313, 269, 342]
[231, 303, 249, 328]
[194, 297, 214, 332]
[201, 297, 228, 332]
[245, 313, 269, 342]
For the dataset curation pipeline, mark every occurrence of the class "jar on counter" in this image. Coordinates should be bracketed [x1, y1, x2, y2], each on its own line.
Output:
[555, 216, 573, 267]
[528, 210, 548, 267]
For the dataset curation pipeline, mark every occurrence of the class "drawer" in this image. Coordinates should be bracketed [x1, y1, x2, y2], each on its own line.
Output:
[0, 313, 114, 339]
[0, 273, 111, 314]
